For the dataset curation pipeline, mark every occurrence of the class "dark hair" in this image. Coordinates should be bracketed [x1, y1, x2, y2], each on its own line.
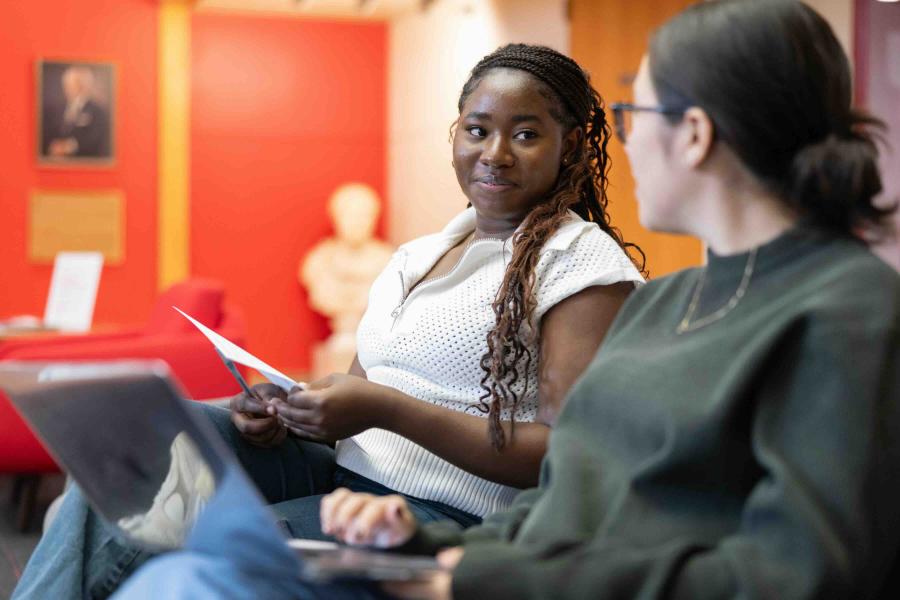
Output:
[456, 43, 646, 450]
[649, 0, 894, 235]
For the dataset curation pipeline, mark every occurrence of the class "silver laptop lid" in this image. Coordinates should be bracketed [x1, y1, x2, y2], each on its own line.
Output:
[0, 360, 230, 551]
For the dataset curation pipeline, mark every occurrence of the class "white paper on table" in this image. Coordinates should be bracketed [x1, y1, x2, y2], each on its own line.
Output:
[173, 307, 305, 392]
[43, 252, 104, 332]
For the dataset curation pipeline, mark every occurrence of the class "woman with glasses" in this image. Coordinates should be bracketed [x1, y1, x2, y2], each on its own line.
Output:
[314, 1, 900, 598]
[102, 1, 900, 598]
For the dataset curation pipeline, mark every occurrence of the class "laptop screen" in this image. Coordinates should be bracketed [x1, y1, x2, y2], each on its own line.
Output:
[0, 361, 229, 551]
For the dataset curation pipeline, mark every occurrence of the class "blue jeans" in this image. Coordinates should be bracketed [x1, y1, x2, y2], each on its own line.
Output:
[113, 464, 391, 600]
[13, 404, 479, 599]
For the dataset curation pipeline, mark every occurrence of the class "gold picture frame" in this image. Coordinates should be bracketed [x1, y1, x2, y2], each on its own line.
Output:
[36, 59, 117, 167]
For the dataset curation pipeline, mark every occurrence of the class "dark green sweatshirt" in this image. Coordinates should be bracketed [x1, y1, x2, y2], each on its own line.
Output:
[407, 226, 900, 599]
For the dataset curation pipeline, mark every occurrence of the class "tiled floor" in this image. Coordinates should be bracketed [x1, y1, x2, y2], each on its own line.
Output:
[0, 474, 65, 598]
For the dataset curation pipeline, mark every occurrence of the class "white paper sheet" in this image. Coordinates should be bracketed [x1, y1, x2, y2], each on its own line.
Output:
[43, 252, 104, 332]
[173, 307, 304, 392]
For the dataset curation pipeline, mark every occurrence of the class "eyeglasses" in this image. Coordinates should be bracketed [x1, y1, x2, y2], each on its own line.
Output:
[610, 102, 686, 143]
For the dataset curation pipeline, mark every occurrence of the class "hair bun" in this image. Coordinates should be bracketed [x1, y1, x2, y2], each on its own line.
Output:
[787, 121, 887, 232]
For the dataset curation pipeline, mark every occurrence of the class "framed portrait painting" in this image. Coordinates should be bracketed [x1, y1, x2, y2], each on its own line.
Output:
[36, 60, 116, 167]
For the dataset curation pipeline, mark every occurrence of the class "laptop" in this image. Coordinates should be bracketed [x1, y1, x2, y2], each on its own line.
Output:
[0, 360, 442, 582]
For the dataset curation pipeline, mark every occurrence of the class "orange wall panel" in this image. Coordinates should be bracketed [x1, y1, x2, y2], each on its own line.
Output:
[190, 14, 387, 373]
[570, 0, 702, 277]
[0, 0, 158, 326]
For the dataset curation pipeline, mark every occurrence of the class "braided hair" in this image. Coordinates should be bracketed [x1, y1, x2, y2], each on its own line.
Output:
[456, 43, 646, 450]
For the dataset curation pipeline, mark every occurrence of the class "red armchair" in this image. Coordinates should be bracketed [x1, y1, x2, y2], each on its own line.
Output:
[0, 278, 246, 528]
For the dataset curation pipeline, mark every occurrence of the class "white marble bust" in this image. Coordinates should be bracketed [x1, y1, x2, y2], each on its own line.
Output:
[300, 183, 393, 376]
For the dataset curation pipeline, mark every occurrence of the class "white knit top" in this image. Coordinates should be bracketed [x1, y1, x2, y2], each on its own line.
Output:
[335, 207, 644, 517]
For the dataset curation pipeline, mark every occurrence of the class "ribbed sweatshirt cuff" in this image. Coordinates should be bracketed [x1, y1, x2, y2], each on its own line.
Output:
[391, 521, 465, 556]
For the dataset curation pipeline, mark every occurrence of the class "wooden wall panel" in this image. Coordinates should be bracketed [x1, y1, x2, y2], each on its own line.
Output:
[30, 190, 124, 263]
[570, 0, 703, 277]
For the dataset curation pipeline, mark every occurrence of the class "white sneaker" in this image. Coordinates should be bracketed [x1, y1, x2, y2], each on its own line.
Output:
[117, 431, 215, 549]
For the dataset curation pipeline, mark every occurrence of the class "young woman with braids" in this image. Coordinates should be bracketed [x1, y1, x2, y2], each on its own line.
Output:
[14, 44, 644, 599]
[257, 42, 643, 515]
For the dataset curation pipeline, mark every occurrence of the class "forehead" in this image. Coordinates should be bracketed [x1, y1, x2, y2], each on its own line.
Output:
[462, 68, 557, 116]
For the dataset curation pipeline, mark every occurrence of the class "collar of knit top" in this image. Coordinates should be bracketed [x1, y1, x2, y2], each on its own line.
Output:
[687, 223, 836, 325]
[704, 222, 833, 282]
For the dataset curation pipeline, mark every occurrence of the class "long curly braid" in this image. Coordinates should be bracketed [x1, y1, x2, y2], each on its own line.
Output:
[457, 44, 647, 451]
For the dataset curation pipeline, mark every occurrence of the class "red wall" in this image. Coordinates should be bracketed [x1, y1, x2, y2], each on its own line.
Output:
[190, 14, 387, 373]
[0, 0, 158, 327]
[855, 0, 900, 271]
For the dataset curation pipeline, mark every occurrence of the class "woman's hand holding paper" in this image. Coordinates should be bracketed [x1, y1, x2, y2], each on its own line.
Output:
[274, 373, 390, 442]
[229, 383, 288, 447]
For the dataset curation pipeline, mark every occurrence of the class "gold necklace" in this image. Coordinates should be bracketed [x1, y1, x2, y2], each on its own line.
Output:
[676, 248, 757, 334]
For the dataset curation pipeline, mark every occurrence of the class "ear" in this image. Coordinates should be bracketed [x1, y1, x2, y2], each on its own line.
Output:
[677, 107, 715, 168]
[562, 126, 583, 163]
[448, 119, 459, 144]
